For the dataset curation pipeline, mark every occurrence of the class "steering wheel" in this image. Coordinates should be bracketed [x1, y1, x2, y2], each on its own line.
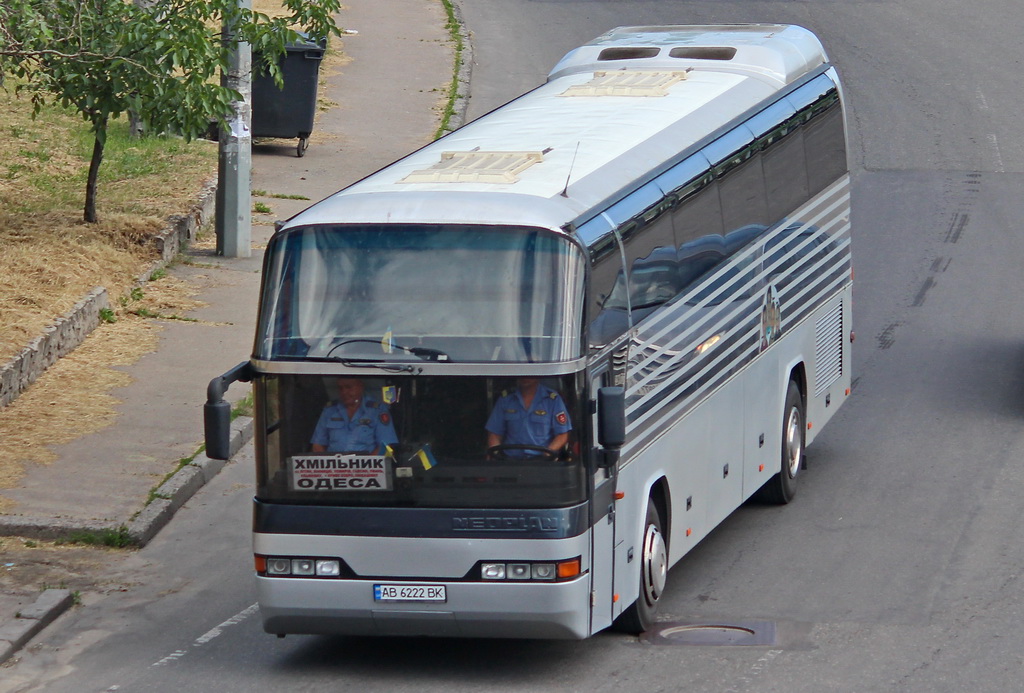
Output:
[486, 444, 558, 461]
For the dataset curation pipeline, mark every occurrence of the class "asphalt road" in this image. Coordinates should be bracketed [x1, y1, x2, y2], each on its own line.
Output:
[5, 1, 1024, 691]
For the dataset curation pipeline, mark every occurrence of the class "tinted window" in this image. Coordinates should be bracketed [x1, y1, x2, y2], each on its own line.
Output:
[258, 225, 586, 363]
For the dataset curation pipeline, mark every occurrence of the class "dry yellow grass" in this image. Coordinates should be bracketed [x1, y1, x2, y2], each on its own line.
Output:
[0, 224, 156, 361]
[0, 274, 207, 504]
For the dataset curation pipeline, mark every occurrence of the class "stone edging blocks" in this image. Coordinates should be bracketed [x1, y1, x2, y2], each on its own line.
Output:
[0, 178, 217, 410]
[0, 589, 74, 665]
[0, 287, 110, 408]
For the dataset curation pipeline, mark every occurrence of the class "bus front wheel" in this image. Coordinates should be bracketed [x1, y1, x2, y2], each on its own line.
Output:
[759, 379, 804, 504]
[613, 501, 667, 634]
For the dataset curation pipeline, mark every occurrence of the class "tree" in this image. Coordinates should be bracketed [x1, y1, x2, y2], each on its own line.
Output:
[0, 0, 341, 222]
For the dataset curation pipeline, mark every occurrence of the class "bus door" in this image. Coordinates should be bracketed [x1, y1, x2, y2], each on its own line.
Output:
[588, 367, 619, 633]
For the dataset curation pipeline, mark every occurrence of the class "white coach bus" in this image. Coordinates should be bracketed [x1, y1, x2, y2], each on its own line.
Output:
[206, 24, 852, 639]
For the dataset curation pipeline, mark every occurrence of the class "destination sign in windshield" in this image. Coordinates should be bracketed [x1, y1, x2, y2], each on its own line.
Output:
[289, 455, 392, 491]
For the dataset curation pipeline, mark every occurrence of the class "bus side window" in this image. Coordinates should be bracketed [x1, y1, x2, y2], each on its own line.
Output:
[704, 126, 770, 234]
[603, 182, 677, 318]
[655, 154, 727, 298]
[747, 99, 808, 221]
[578, 215, 630, 351]
[788, 75, 847, 196]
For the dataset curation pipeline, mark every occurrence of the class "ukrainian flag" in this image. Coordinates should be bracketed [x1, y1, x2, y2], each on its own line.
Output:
[415, 444, 438, 470]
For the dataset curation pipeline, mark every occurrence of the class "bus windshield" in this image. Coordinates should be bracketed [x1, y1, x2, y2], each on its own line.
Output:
[257, 224, 586, 363]
[254, 373, 587, 509]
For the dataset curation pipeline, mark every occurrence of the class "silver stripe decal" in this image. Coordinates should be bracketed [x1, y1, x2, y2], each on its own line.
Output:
[628, 177, 850, 389]
[620, 174, 852, 454]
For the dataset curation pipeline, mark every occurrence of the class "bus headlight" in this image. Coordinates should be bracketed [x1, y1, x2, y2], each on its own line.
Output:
[266, 558, 292, 575]
[481, 563, 506, 580]
[507, 563, 531, 580]
[316, 560, 341, 577]
[257, 555, 348, 579]
[531, 563, 556, 580]
[292, 559, 316, 576]
[478, 558, 580, 582]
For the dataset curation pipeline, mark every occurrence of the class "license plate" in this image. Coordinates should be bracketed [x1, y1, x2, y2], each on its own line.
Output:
[374, 584, 447, 602]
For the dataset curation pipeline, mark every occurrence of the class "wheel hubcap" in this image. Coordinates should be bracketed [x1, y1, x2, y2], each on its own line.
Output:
[642, 523, 668, 605]
[785, 405, 803, 477]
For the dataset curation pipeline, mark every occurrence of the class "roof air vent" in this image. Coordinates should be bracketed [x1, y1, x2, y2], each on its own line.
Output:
[597, 47, 660, 61]
[669, 46, 737, 61]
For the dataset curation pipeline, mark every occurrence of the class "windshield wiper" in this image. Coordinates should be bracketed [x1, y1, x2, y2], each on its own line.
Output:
[405, 346, 451, 362]
[336, 358, 420, 374]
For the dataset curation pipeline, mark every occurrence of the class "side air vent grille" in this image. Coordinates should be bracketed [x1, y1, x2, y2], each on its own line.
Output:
[813, 302, 843, 397]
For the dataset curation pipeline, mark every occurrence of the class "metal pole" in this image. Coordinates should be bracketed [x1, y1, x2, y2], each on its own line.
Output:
[216, 0, 252, 258]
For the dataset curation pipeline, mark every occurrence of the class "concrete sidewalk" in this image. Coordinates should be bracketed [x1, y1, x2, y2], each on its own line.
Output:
[0, 0, 460, 665]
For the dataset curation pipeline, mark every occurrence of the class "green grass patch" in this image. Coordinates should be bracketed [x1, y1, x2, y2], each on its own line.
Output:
[130, 306, 198, 322]
[0, 86, 217, 220]
[64, 526, 134, 548]
[232, 390, 255, 420]
[435, 0, 466, 140]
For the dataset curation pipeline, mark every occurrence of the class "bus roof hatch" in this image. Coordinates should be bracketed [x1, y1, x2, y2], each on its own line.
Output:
[560, 70, 688, 97]
[400, 150, 546, 184]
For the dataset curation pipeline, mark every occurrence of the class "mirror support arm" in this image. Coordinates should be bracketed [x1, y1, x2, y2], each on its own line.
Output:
[204, 361, 254, 460]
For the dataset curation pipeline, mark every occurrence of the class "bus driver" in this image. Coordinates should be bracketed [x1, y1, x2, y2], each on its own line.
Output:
[311, 377, 398, 455]
[486, 378, 572, 458]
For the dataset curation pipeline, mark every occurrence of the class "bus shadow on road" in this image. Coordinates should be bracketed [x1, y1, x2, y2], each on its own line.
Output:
[275, 634, 591, 678]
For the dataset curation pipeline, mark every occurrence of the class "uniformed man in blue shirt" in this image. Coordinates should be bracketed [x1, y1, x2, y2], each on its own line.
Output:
[311, 378, 398, 454]
[486, 378, 572, 458]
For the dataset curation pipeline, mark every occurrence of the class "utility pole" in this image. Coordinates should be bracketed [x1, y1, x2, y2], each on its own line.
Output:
[216, 0, 252, 258]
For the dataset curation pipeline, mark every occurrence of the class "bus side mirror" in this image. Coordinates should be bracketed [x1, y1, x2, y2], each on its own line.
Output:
[597, 386, 625, 468]
[204, 361, 254, 460]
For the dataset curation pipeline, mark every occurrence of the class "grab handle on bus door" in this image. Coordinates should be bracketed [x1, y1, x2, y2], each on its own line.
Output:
[204, 361, 254, 460]
[597, 386, 625, 469]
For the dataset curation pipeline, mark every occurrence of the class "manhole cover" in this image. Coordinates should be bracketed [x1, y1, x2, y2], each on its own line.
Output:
[641, 621, 777, 646]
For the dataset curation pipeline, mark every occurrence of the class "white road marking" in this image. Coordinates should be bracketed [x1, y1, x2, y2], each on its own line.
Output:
[987, 134, 1005, 173]
[151, 603, 260, 667]
[976, 88, 990, 110]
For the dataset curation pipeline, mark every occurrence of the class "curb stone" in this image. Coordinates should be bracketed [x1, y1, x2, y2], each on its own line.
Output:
[126, 417, 252, 546]
[444, 0, 473, 135]
[0, 589, 74, 665]
[0, 418, 253, 664]
[0, 416, 253, 545]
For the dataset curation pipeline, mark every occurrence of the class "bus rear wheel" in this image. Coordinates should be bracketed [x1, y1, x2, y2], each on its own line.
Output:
[613, 501, 667, 634]
[759, 379, 804, 504]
